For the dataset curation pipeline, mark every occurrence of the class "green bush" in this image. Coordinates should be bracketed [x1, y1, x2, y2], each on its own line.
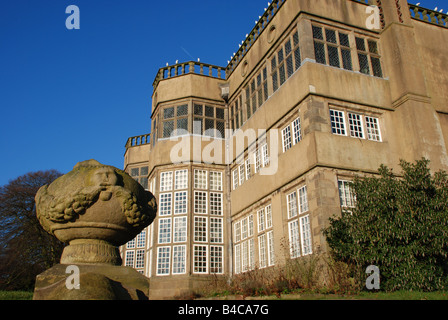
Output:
[324, 159, 448, 292]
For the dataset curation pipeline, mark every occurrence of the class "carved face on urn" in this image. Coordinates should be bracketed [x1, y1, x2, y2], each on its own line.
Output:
[35, 160, 157, 247]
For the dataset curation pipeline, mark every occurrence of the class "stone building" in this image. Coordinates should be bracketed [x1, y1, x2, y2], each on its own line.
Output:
[120, 0, 448, 298]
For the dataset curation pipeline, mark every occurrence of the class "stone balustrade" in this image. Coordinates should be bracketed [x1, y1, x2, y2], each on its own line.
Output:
[409, 4, 448, 27]
[225, 0, 286, 78]
[126, 134, 151, 148]
[152, 61, 226, 89]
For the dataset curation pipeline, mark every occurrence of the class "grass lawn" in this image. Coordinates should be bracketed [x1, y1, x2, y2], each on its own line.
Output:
[0, 291, 33, 300]
[202, 290, 448, 300]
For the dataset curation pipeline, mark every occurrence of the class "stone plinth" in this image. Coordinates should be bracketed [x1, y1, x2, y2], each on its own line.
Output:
[33, 264, 150, 300]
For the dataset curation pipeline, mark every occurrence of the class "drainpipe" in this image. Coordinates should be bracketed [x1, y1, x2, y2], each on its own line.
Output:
[219, 82, 232, 282]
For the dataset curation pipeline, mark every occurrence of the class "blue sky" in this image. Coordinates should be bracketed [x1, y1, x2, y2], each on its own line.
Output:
[0, 0, 440, 186]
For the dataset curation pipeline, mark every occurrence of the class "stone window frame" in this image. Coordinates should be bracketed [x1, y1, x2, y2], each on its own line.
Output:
[355, 36, 383, 78]
[161, 104, 189, 138]
[158, 193, 172, 216]
[299, 215, 313, 256]
[210, 245, 224, 275]
[338, 179, 356, 208]
[210, 217, 224, 244]
[173, 216, 187, 243]
[160, 171, 173, 192]
[156, 246, 171, 276]
[193, 102, 225, 138]
[312, 24, 353, 71]
[135, 249, 145, 269]
[233, 214, 256, 274]
[129, 166, 149, 190]
[330, 107, 383, 142]
[209, 192, 223, 216]
[194, 169, 208, 190]
[173, 191, 188, 215]
[172, 245, 187, 275]
[174, 169, 188, 190]
[193, 190, 208, 215]
[193, 245, 208, 274]
[271, 27, 301, 93]
[256, 203, 275, 268]
[125, 250, 135, 267]
[194, 216, 208, 243]
[158, 217, 172, 244]
[286, 184, 311, 259]
[209, 171, 223, 191]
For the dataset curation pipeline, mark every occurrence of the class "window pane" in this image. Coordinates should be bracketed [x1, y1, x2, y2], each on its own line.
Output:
[216, 121, 225, 138]
[172, 245, 186, 274]
[216, 108, 225, 119]
[293, 30, 299, 47]
[314, 42, 326, 64]
[348, 113, 364, 138]
[174, 191, 188, 215]
[368, 40, 378, 54]
[174, 169, 188, 190]
[164, 107, 174, 119]
[272, 71, 279, 92]
[159, 193, 172, 216]
[328, 45, 340, 68]
[371, 57, 383, 78]
[278, 48, 284, 63]
[193, 245, 207, 273]
[205, 118, 215, 137]
[194, 104, 203, 116]
[365, 116, 382, 141]
[177, 104, 188, 117]
[210, 171, 222, 191]
[193, 118, 203, 135]
[131, 168, 139, 177]
[194, 170, 207, 189]
[163, 120, 174, 138]
[158, 218, 171, 244]
[194, 191, 208, 214]
[358, 53, 370, 75]
[339, 33, 350, 47]
[330, 109, 346, 136]
[279, 64, 286, 85]
[294, 47, 301, 70]
[341, 49, 353, 71]
[194, 217, 207, 242]
[174, 217, 187, 243]
[177, 118, 188, 133]
[210, 192, 223, 215]
[312, 26, 323, 40]
[325, 29, 337, 44]
[205, 105, 214, 118]
[286, 55, 294, 77]
[285, 39, 292, 55]
[287, 191, 298, 218]
[356, 37, 366, 51]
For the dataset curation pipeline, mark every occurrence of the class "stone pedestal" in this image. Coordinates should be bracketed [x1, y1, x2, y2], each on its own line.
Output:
[33, 264, 150, 300]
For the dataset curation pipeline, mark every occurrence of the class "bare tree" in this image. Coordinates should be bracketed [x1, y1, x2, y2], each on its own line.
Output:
[0, 170, 64, 291]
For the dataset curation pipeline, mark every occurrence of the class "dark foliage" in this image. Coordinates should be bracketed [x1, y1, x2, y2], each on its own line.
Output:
[0, 170, 65, 291]
[324, 159, 448, 292]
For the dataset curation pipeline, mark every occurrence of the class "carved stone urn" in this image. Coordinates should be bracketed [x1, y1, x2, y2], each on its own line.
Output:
[35, 159, 157, 265]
